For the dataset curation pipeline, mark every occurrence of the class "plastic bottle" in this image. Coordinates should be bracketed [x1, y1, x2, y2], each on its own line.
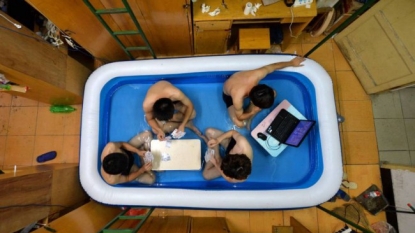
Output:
[36, 151, 57, 163]
[50, 105, 76, 113]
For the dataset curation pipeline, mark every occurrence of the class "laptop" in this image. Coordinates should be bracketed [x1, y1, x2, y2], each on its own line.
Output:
[251, 100, 314, 157]
[266, 108, 315, 147]
[150, 139, 201, 171]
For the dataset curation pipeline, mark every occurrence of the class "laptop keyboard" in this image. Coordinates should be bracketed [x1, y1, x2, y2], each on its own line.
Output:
[267, 109, 299, 142]
[274, 116, 298, 140]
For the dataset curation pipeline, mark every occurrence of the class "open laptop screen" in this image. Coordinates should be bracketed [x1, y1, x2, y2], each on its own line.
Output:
[284, 120, 315, 147]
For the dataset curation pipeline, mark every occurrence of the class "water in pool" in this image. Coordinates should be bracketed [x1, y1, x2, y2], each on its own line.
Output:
[99, 71, 323, 190]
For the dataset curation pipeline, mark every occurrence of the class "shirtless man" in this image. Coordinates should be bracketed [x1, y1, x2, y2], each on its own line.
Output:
[203, 128, 253, 183]
[101, 131, 155, 185]
[143, 80, 205, 141]
[223, 56, 305, 128]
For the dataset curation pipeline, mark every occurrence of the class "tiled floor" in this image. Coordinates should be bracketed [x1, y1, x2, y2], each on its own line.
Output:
[0, 34, 387, 232]
[371, 87, 415, 166]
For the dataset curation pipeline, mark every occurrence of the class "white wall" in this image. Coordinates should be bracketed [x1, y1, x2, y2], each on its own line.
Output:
[391, 169, 415, 232]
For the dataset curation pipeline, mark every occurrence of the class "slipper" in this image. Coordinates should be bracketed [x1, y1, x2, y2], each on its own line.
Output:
[342, 180, 358, 189]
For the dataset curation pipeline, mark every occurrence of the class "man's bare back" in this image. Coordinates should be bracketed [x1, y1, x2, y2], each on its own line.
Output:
[143, 81, 205, 141]
[143, 81, 183, 109]
[222, 57, 305, 128]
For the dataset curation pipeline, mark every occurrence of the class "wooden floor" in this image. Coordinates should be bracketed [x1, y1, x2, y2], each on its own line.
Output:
[0, 34, 386, 233]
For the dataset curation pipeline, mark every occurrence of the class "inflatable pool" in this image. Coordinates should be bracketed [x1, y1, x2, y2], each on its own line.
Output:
[80, 55, 342, 209]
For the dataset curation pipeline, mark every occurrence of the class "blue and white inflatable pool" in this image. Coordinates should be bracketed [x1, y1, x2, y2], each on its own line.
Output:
[80, 55, 342, 209]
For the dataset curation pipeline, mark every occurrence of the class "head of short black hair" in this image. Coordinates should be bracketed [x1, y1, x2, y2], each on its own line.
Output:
[153, 98, 175, 121]
[221, 154, 252, 180]
[249, 84, 275, 109]
[102, 153, 129, 175]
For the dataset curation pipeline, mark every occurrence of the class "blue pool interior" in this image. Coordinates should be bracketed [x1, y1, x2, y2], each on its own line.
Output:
[99, 71, 323, 190]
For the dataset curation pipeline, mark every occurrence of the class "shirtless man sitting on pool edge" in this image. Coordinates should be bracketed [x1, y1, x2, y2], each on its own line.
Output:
[223, 56, 305, 128]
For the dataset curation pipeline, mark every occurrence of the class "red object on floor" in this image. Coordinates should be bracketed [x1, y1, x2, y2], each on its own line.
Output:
[125, 208, 147, 216]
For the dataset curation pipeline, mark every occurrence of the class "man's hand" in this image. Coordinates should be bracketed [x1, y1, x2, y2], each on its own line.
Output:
[208, 138, 219, 148]
[141, 162, 152, 172]
[290, 56, 305, 67]
[136, 149, 144, 157]
[209, 156, 218, 167]
[157, 130, 165, 141]
[177, 124, 186, 135]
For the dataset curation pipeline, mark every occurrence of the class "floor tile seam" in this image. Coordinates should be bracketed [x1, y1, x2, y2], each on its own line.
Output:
[397, 90, 411, 118]
[33, 133, 70, 136]
[344, 164, 379, 167]
[342, 130, 376, 132]
[0, 95, 13, 106]
[4, 134, 36, 159]
[10, 104, 40, 108]
[378, 149, 411, 152]
[337, 98, 371, 102]
[14, 105, 39, 137]
[343, 162, 381, 165]
[338, 99, 373, 102]
[334, 68, 352, 71]
[377, 143, 410, 151]
[5, 133, 38, 136]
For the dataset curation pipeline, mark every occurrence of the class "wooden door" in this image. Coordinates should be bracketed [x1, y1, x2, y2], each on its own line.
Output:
[194, 21, 232, 55]
[194, 30, 230, 54]
[334, 0, 415, 94]
[132, 0, 193, 57]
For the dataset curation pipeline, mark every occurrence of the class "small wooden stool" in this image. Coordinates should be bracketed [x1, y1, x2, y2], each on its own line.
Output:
[239, 28, 271, 53]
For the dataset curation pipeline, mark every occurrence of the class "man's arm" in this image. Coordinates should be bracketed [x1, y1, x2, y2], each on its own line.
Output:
[258, 56, 305, 80]
[216, 130, 234, 143]
[216, 130, 240, 144]
[125, 166, 150, 182]
[233, 97, 260, 121]
[144, 109, 163, 134]
[175, 92, 194, 132]
[120, 142, 146, 156]
[207, 130, 235, 147]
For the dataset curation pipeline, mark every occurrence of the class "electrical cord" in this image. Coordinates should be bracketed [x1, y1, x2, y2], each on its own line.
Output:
[0, 13, 21, 28]
[265, 136, 281, 150]
[289, 6, 297, 38]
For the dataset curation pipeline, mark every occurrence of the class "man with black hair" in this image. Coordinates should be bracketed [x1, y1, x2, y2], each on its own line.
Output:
[203, 128, 253, 183]
[223, 56, 305, 128]
[143, 80, 205, 141]
[101, 131, 155, 185]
